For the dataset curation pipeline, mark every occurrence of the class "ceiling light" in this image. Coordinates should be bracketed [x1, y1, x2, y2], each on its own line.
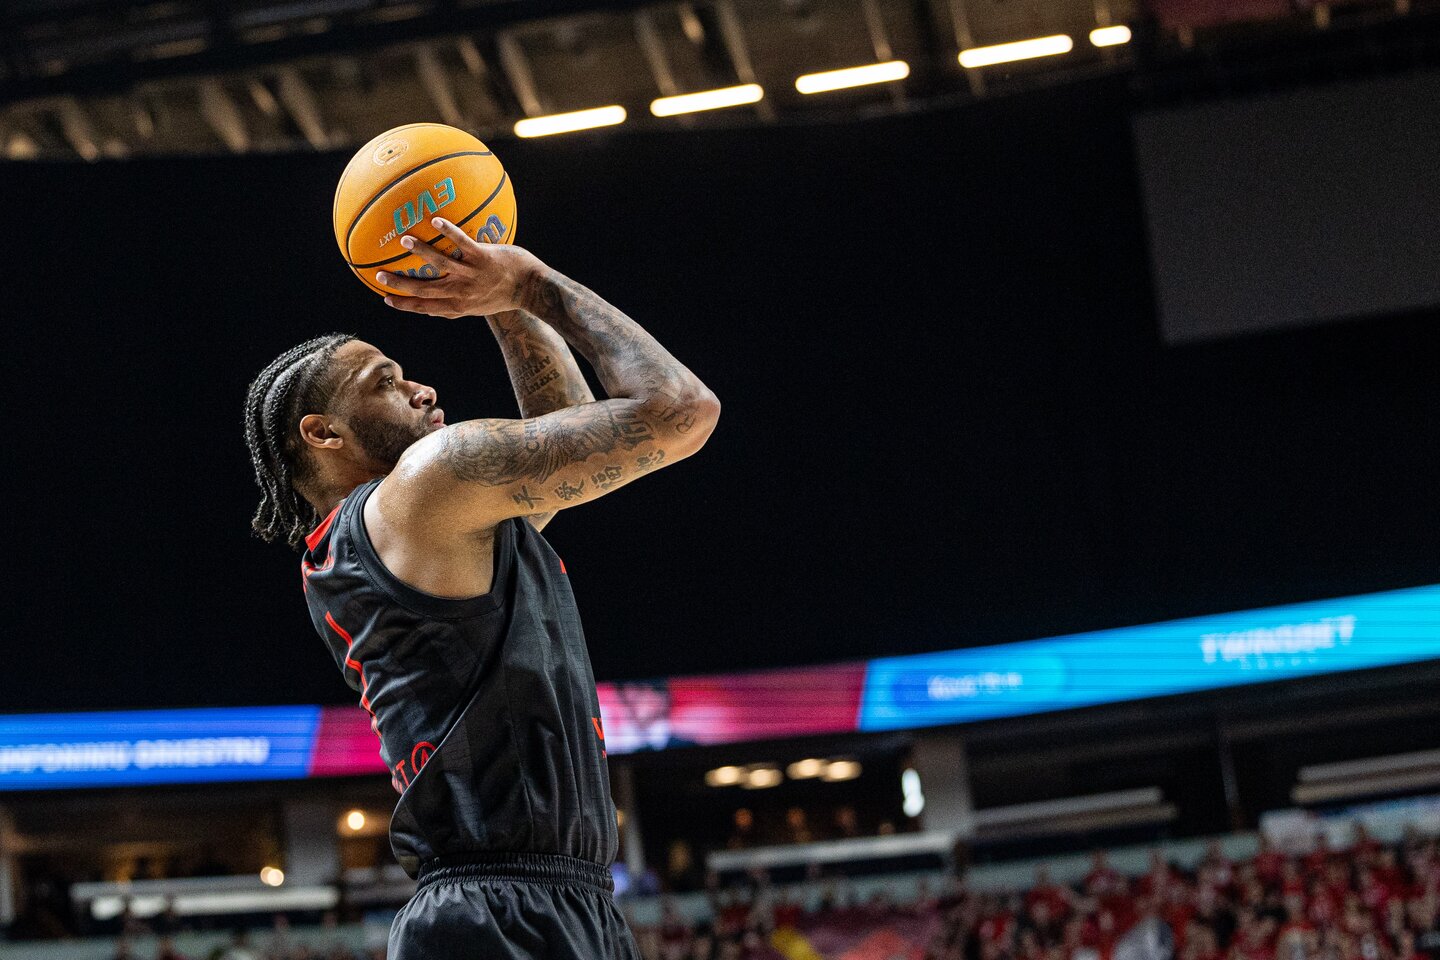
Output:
[821, 760, 862, 781]
[705, 765, 744, 787]
[743, 766, 784, 789]
[651, 84, 763, 118]
[902, 768, 925, 816]
[787, 758, 826, 779]
[514, 106, 626, 138]
[1090, 26, 1132, 47]
[795, 61, 909, 94]
[959, 35, 1073, 69]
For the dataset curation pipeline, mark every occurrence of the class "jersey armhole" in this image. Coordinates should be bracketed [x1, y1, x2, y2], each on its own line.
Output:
[346, 479, 514, 620]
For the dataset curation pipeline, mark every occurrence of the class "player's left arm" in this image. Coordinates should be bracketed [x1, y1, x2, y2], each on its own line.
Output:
[485, 308, 596, 531]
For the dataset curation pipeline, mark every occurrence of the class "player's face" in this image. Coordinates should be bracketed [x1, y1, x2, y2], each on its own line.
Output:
[334, 341, 445, 468]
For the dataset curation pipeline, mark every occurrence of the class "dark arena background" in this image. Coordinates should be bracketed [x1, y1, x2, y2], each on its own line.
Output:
[3, 1, 1440, 959]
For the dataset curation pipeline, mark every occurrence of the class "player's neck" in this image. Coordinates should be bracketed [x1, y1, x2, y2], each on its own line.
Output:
[304, 465, 386, 516]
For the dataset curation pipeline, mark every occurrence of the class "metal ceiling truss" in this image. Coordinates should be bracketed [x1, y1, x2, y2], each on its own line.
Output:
[0, 0, 1437, 159]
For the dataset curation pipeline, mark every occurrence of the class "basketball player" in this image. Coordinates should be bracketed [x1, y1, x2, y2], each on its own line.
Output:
[242, 217, 719, 959]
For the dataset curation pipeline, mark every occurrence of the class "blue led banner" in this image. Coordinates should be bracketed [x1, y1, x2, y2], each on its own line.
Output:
[0, 706, 322, 791]
[858, 583, 1440, 731]
[3, 585, 1439, 791]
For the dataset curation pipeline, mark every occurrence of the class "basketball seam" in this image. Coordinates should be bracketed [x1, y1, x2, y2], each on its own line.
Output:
[333, 122, 445, 229]
[343, 149, 495, 263]
[348, 171, 511, 270]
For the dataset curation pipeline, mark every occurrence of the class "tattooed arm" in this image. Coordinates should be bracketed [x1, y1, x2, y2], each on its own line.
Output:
[377, 218, 720, 534]
[485, 308, 596, 531]
[487, 309, 594, 417]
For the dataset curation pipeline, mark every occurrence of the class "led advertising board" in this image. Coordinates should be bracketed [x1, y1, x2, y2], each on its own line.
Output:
[3, 584, 1437, 790]
[860, 582, 1440, 730]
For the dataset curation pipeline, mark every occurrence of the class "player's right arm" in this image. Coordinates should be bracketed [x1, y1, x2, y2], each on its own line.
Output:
[376, 219, 720, 531]
[483, 308, 596, 533]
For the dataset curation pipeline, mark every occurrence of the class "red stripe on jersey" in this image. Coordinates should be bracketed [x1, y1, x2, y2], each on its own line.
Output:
[559, 556, 567, 574]
[325, 611, 355, 647]
[329, 616, 372, 712]
[304, 501, 344, 552]
[345, 655, 371, 706]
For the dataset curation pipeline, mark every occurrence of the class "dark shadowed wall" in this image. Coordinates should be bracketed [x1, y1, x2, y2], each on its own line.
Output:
[2, 76, 1436, 713]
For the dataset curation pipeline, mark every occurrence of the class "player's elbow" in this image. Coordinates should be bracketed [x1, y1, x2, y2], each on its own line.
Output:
[682, 386, 721, 450]
[642, 380, 720, 454]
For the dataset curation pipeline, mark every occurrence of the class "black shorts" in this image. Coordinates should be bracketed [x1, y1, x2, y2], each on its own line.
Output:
[389, 852, 640, 960]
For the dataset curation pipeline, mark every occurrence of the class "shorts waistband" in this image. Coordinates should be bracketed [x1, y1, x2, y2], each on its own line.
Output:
[416, 851, 614, 893]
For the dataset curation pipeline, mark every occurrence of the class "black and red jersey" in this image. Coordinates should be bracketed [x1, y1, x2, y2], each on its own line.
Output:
[300, 478, 617, 877]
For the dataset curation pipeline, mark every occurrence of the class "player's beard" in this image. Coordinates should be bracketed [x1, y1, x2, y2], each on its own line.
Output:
[350, 413, 430, 469]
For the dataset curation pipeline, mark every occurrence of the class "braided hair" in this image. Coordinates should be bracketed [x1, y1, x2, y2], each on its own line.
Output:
[243, 333, 356, 550]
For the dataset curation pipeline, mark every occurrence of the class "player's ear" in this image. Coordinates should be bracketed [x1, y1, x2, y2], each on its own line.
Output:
[298, 413, 344, 451]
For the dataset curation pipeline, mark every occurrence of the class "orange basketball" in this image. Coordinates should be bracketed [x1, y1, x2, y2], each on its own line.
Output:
[334, 123, 517, 296]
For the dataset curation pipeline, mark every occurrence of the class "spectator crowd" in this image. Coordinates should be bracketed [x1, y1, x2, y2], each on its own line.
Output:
[66, 823, 1440, 960]
[627, 824, 1440, 960]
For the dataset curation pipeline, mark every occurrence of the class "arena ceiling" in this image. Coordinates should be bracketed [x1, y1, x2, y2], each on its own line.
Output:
[0, 0, 1435, 159]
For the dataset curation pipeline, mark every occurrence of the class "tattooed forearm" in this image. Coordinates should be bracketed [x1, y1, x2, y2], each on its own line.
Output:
[520, 269, 708, 412]
[412, 271, 715, 531]
[442, 404, 655, 486]
[553, 479, 586, 501]
[515, 353, 553, 387]
[487, 309, 595, 418]
[591, 465, 624, 490]
[527, 364, 562, 394]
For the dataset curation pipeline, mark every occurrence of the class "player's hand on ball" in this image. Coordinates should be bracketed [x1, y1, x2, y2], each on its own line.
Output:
[377, 217, 539, 319]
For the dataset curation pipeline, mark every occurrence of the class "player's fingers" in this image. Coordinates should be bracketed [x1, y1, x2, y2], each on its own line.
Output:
[402, 234, 466, 271]
[383, 295, 466, 318]
[431, 217, 484, 258]
[375, 271, 449, 298]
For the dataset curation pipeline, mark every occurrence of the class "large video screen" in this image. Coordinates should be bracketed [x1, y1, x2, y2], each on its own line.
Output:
[1134, 69, 1440, 343]
[595, 663, 868, 754]
[2, 583, 1437, 790]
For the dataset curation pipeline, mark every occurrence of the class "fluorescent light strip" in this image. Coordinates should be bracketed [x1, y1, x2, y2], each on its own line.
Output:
[1090, 25, 1132, 47]
[795, 60, 910, 94]
[91, 887, 339, 921]
[959, 34, 1073, 69]
[651, 84, 763, 117]
[514, 105, 626, 138]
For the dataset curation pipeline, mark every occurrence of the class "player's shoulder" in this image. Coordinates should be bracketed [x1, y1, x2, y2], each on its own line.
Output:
[365, 468, 519, 570]
[369, 429, 516, 537]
